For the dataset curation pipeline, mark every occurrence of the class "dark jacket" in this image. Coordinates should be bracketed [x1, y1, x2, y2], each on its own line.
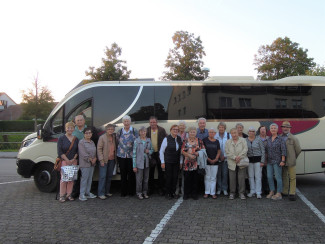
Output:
[164, 135, 182, 164]
[146, 125, 167, 151]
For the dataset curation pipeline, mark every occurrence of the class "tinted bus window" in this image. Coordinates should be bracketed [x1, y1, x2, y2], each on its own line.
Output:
[128, 86, 154, 122]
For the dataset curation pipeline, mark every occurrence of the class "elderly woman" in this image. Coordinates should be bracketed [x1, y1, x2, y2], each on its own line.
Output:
[246, 127, 265, 199]
[257, 125, 269, 195]
[178, 120, 188, 141]
[117, 115, 138, 197]
[78, 127, 97, 201]
[203, 128, 221, 199]
[266, 123, 286, 200]
[181, 127, 205, 200]
[57, 121, 79, 202]
[225, 128, 248, 200]
[97, 124, 117, 200]
[160, 124, 182, 200]
[133, 126, 154, 199]
[236, 123, 248, 138]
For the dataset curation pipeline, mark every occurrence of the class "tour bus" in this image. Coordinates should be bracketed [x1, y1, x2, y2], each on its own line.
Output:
[16, 75, 325, 192]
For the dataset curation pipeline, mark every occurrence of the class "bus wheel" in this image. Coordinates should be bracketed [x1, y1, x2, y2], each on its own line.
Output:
[34, 162, 58, 193]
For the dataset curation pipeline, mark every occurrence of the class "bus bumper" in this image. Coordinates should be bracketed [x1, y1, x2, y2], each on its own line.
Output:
[16, 159, 35, 178]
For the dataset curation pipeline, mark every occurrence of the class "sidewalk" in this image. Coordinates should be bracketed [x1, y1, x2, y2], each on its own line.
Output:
[0, 152, 18, 158]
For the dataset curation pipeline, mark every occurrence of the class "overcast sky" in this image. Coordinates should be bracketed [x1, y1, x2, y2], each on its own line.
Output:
[1, 0, 324, 103]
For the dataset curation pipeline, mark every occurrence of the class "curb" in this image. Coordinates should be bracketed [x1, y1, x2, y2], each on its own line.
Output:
[0, 152, 18, 159]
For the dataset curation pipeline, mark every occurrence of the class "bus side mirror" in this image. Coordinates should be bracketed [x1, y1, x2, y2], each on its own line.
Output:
[37, 124, 43, 139]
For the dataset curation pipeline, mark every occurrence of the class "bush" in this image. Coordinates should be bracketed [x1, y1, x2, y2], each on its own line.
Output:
[0, 120, 45, 132]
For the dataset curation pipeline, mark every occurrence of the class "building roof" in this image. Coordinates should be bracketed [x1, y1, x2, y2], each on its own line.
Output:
[0, 92, 17, 105]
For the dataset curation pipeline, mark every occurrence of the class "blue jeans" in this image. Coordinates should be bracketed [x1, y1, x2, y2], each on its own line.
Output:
[98, 160, 115, 197]
[267, 163, 282, 193]
[217, 160, 228, 191]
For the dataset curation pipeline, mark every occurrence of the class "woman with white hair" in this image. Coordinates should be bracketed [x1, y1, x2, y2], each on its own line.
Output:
[117, 115, 138, 197]
[266, 123, 286, 200]
[203, 128, 221, 199]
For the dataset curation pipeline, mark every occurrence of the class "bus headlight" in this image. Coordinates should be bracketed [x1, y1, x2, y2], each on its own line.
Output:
[21, 138, 36, 148]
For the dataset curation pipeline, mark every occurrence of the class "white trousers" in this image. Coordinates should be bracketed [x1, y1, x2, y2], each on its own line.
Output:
[204, 165, 218, 195]
[248, 162, 262, 195]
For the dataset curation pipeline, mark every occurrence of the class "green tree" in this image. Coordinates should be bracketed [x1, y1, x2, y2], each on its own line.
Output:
[21, 74, 55, 130]
[306, 64, 325, 76]
[254, 37, 315, 80]
[85, 43, 131, 82]
[162, 31, 206, 80]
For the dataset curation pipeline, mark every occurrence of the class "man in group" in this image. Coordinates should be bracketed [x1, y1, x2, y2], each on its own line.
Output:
[215, 122, 231, 196]
[281, 121, 301, 201]
[196, 118, 209, 140]
[147, 116, 167, 196]
[72, 115, 87, 140]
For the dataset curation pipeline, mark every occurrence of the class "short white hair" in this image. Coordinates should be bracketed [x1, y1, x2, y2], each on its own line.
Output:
[208, 128, 216, 133]
[270, 123, 278, 129]
[198, 117, 206, 123]
[236, 123, 244, 128]
[178, 120, 186, 126]
[122, 115, 131, 123]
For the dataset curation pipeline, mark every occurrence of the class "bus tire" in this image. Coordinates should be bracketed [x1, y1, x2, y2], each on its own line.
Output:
[34, 162, 58, 193]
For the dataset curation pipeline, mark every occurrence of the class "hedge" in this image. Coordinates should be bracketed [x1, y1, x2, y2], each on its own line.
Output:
[0, 120, 46, 132]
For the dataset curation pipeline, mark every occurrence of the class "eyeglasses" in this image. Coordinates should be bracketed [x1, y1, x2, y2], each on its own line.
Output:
[85, 132, 92, 134]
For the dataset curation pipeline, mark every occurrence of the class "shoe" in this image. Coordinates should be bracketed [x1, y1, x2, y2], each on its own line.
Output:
[266, 192, 274, 199]
[229, 194, 234, 200]
[247, 193, 256, 198]
[216, 190, 221, 195]
[183, 195, 189, 200]
[59, 196, 66, 203]
[272, 194, 282, 200]
[106, 193, 113, 197]
[223, 190, 228, 196]
[138, 194, 144, 200]
[86, 193, 97, 199]
[212, 195, 217, 199]
[203, 194, 209, 199]
[289, 194, 296, 201]
[143, 194, 149, 199]
[67, 195, 75, 201]
[79, 195, 87, 201]
[98, 195, 107, 200]
[240, 193, 246, 200]
[256, 194, 262, 199]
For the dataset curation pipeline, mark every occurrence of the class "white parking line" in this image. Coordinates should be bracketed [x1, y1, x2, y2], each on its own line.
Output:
[296, 187, 325, 224]
[0, 179, 33, 185]
[143, 198, 183, 244]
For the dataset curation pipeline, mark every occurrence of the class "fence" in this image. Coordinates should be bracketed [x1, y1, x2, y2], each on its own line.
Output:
[0, 132, 32, 150]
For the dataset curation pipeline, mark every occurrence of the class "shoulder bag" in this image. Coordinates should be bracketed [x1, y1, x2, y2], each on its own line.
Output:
[54, 137, 76, 172]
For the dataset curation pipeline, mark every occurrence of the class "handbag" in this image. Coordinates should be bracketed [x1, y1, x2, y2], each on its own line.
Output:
[237, 156, 249, 167]
[54, 137, 77, 172]
[197, 166, 206, 176]
[61, 165, 79, 182]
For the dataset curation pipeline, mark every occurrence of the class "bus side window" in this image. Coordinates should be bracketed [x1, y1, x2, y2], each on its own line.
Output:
[66, 100, 92, 126]
[51, 106, 64, 135]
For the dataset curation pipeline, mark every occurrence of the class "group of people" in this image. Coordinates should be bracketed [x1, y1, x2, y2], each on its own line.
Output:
[57, 115, 301, 203]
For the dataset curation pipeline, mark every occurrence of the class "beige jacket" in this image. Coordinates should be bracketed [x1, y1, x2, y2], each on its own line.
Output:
[282, 133, 301, 167]
[97, 133, 117, 164]
[225, 137, 248, 171]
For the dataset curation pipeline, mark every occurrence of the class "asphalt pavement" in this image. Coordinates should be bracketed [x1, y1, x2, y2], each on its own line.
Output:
[1, 158, 325, 244]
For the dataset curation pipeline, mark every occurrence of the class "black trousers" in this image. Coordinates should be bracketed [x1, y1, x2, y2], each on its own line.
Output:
[148, 152, 165, 193]
[184, 170, 198, 197]
[261, 165, 270, 194]
[118, 157, 136, 196]
[165, 163, 179, 196]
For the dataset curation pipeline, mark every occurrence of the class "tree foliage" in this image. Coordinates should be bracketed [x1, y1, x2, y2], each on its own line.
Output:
[306, 64, 325, 76]
[85, 43, 131, 82]
[254, 37, 315, 80]
[162, 31, 206, 80]
[21, 76, 55, 124]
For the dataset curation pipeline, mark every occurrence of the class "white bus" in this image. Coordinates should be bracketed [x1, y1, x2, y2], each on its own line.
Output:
[17, 75, 325, 192]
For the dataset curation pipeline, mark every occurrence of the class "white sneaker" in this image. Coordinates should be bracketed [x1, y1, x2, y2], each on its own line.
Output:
[216, 190, 221, 195]
[240, 193, 246, 200]
[223, 190, 228, 196]
[229, 194, 234, 200]
[86, 193, 97, 199]
[256, 194, 262, 199]
[79, 195, 87, 201]
[98, 195, 107, 200]
[247, 193, 256, 198]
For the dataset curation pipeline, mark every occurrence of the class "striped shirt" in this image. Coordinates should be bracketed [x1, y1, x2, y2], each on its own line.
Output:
[246, 137, 265, 163]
